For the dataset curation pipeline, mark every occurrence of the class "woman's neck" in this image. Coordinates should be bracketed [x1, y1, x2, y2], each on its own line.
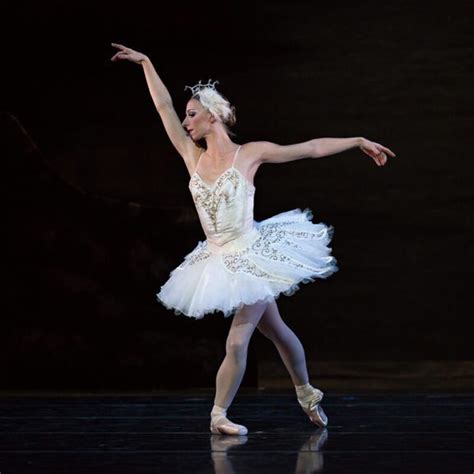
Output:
[204, 131, 237, 162]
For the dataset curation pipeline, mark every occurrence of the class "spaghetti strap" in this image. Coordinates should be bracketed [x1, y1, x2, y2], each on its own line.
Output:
[194, 145, 240, 177]
[232, 145, 242, 167]
[194, 148, 205, 174]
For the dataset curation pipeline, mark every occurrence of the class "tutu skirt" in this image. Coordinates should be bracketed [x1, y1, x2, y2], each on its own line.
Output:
[156, 208, 338, 319]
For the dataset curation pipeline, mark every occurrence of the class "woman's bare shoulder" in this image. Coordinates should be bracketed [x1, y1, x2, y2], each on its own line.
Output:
[240, 141, 267, 165]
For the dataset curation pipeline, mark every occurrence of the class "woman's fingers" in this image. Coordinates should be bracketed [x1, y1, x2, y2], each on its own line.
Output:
[111, 43, 132, 57]
[376, 150, 387, 165]
[111, 43, 126, 61]
[361, 140, 395, 166]
[376, 143, 396, 157]
[369, 148, 386, 166]
[110, 43, 130, 61]
[383, 146, 396, 157]
[110, 52, 124, 61]
[111, 42, 126, 50]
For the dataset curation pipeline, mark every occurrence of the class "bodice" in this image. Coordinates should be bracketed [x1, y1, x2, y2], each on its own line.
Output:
[188, 165, 256, 248]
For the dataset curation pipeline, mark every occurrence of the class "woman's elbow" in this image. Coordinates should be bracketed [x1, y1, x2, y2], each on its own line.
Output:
[309, 139, 322, 158]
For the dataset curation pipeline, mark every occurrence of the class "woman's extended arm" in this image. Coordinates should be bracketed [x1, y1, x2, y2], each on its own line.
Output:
[252, 137, 396, 167]
[110, 43, 199, 167]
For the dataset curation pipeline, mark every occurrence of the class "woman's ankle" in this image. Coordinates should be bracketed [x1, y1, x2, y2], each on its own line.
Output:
[211, 404, 228, 417]
[295, 382, 313, 399]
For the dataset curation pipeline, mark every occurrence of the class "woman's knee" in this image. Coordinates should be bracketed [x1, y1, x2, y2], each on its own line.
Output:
[226, 323, 254, 358]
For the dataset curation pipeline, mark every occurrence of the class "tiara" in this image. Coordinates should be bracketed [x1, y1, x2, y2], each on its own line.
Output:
[184, 79, 220, 96]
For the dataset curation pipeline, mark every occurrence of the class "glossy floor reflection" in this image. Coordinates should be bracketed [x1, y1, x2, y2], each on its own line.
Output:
[0, 391, 473, 473]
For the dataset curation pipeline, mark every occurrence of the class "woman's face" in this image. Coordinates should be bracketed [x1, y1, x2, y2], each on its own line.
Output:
[182, 98, 213, 141]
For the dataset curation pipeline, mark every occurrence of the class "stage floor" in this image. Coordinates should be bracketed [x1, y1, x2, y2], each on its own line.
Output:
[0, 390, 473, 473]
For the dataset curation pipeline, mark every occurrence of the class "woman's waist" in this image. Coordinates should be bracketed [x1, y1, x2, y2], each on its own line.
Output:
[205, 225, 259, 255]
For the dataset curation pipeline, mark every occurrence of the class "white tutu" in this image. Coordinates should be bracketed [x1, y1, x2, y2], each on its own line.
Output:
[156, 208, 338, 319]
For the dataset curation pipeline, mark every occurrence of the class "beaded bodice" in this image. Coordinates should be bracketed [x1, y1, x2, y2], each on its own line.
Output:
[188, 145, 256, 247]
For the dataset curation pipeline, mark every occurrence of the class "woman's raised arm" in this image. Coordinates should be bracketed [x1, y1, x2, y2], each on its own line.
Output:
[110, 43, 200, 170]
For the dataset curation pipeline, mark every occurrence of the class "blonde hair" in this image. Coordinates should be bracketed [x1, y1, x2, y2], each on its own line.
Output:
[185, 80, 237, 134]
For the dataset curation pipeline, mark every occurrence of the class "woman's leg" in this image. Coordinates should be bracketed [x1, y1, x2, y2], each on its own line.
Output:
[256, 298, 309, 386]
[256, 298, 328, 427]
[214, 300, 268, 408]
[211, 299, 267, 434]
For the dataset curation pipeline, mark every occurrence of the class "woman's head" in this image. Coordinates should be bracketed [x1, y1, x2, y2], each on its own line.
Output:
[182, 80, 236, 142]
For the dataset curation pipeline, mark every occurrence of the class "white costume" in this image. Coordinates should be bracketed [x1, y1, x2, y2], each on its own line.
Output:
[156, 145, 338, 319]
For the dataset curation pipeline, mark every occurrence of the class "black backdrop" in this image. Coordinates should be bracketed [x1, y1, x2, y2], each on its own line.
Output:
[2, 0, 473, 390]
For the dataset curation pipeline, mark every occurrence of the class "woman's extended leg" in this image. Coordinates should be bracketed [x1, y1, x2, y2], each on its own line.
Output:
[256, 298, 328, 427]
[211, 299, 267, 435]
[257, 298, 309, 386]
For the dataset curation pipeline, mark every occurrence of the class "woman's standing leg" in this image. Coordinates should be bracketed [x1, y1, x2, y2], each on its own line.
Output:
[256, 298, 328, 427]
[211, 300, 267, 435]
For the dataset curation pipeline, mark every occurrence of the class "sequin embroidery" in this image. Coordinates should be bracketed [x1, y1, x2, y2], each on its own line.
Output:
[178, 241, 211, 269]
[189, 168, 241, 233]
[222, 251, 294, 283]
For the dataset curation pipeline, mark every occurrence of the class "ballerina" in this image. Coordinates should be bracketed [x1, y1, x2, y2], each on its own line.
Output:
[110, 42, 396, 435]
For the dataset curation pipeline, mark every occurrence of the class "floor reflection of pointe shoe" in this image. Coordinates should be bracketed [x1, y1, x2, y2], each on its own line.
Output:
[210, 415, 248, 435]
[298, 388, 328, 428]
[295, 452, 324, 473]
[295, 429, 328, 473]
[303, 428, 329, 451]
[210, 435, 248, 472]
[210, 433, 249, 451]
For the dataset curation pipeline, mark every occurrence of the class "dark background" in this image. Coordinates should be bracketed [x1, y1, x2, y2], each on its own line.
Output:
[2, 0, 473, 390]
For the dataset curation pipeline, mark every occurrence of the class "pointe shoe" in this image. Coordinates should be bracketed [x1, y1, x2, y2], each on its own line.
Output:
[210, 414, 248, 435]
[297, 387, 328, 428]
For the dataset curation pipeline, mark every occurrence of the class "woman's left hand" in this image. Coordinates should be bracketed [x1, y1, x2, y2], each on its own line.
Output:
[359, 138, 396, 166]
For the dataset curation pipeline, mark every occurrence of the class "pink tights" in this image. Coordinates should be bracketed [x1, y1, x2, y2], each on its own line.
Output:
[213, 298, 310, 411]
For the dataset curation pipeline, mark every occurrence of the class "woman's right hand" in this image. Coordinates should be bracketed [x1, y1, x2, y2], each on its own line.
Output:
[110, 43, 147, 64]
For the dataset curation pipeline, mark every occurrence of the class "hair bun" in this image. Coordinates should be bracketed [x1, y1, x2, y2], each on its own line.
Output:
[185, 79, 237, 128]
